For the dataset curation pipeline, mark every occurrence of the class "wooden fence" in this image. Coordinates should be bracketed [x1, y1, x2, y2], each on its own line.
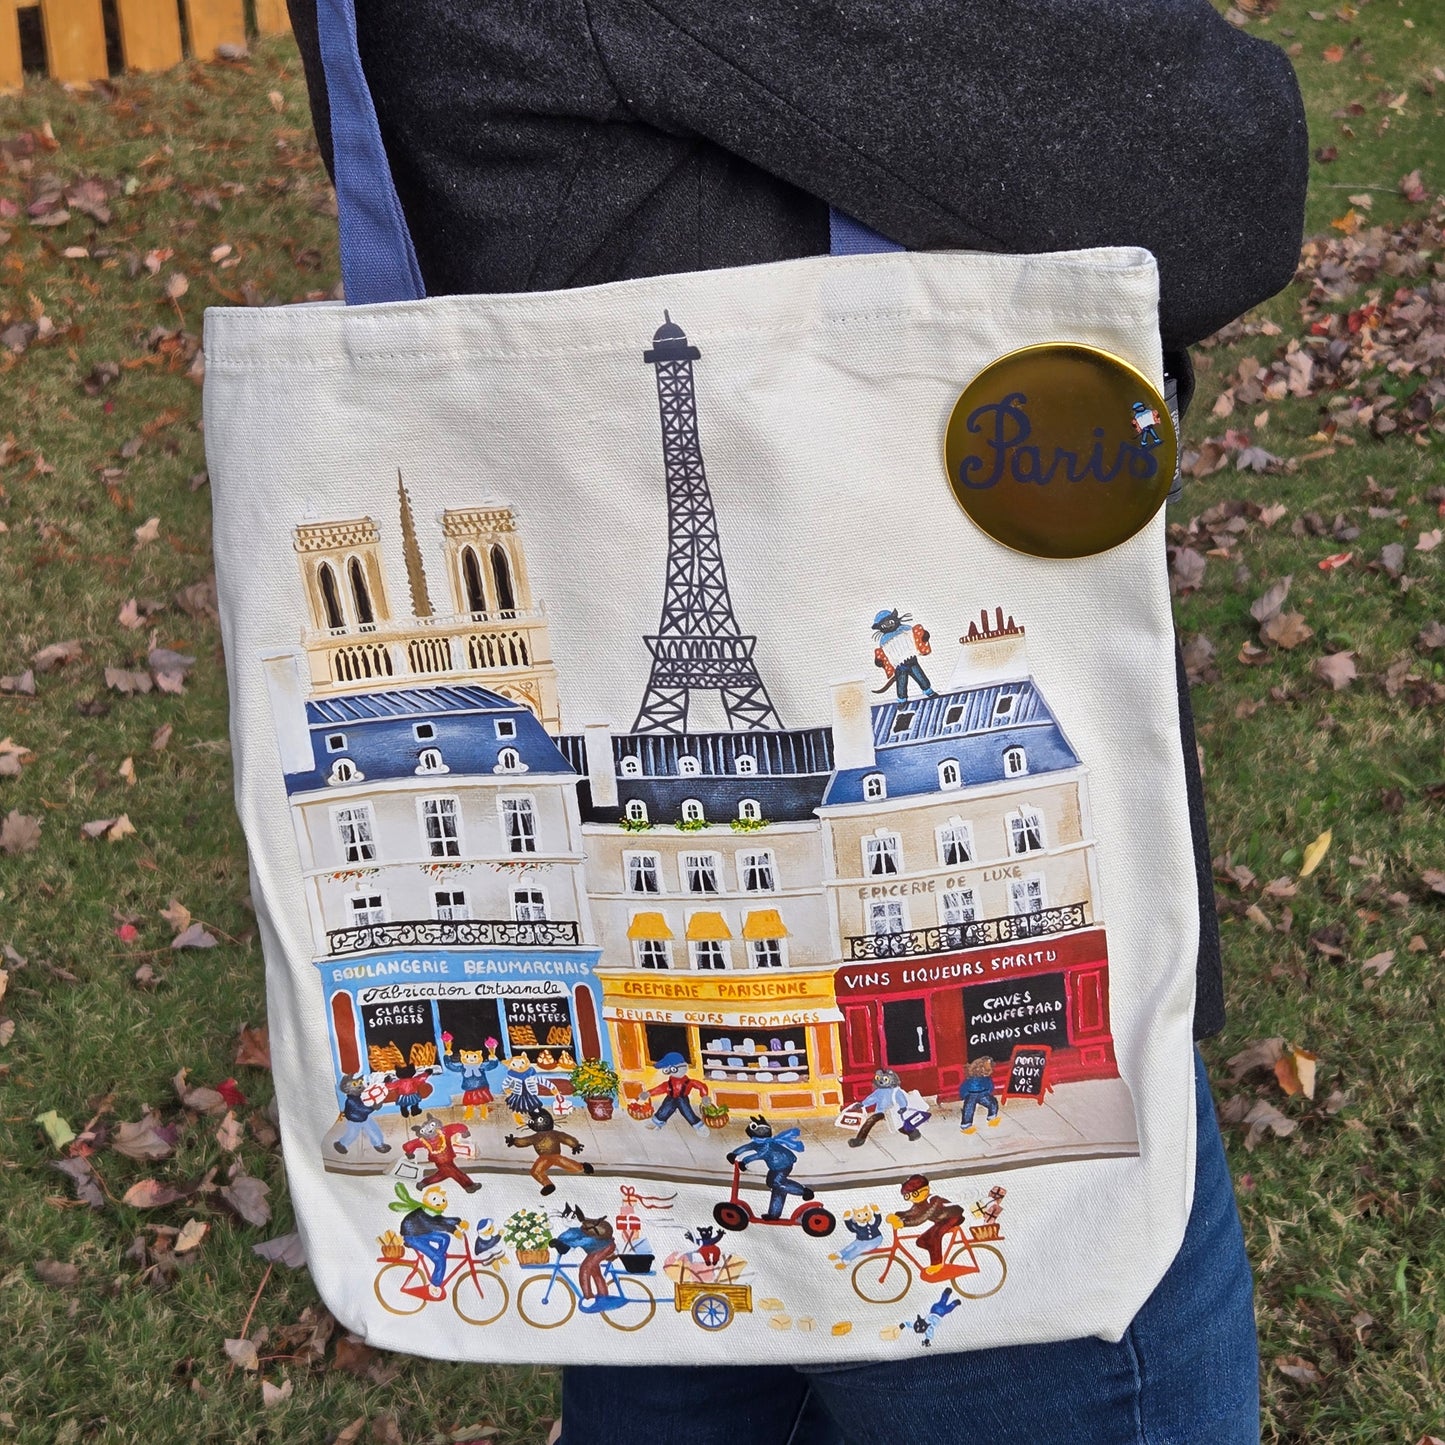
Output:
[1, 0, 291, 91]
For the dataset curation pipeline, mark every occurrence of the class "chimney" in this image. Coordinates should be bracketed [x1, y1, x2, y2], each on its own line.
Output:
[262, 652, 317, 775]
[831, 678, 877, 771]
[583, 722, 618, 809]
[947, 606, 1030, 689]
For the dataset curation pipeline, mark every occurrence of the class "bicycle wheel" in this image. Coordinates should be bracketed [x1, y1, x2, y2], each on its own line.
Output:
[600, 1275, 657, 1333]
[452, 1267, 510, 1327]
[518, 1273, 576, 1329]
[946, 1242, 1007, 1300]
[690, 1292, 734, 1331]
[850, 1252, 913, 1305]
[373, 1260, 429, 1316]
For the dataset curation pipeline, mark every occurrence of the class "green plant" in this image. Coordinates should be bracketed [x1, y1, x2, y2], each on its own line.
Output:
[674, 816, 711, 832]
[701, 1100, 730, 1119]
[619, 815, 654, 833]
[501, 1208, 554, 1252]
[729, 816, 768, 832]
[569, 1057, 620, 1099]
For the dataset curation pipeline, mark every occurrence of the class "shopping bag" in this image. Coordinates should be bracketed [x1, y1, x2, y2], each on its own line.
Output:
[202, 0, 1199, 1365]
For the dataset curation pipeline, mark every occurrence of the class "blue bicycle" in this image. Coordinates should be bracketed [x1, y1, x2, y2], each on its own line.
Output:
[516, 1254, 657, 1332]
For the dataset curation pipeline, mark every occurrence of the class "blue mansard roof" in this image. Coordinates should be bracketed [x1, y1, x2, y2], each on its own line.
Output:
[821, 678, 1081, 808]
[284, 684, 575, 795]
[558, 726, 834, 825]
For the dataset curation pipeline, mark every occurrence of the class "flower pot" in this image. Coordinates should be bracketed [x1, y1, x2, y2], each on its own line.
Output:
[618, 1251, 655, 1275]
[585, 1096, 615, 1121]
[514, 1248, 552, 1267]
[703, 1112, 730, 1130]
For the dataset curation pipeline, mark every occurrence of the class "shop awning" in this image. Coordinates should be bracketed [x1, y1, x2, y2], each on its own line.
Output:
[685, 911, 732, 941]
[743, 908, 787, 941]
[627, 912, 674, 941]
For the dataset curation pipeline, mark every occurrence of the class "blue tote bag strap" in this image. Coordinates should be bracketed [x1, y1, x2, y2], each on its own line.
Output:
[313, 0, 899, 302]
[828, 211, 904, 256]
[314, 0, 426, 304]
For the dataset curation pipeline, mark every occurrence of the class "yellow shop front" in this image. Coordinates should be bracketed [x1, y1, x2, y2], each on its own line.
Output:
[599, 965, 845, 1118]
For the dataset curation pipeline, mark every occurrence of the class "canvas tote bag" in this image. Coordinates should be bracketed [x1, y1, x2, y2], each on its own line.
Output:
[202, 0, 1199, 1365]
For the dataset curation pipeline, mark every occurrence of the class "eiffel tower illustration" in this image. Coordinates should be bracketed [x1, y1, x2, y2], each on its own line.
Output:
[632, 314, 783, 734]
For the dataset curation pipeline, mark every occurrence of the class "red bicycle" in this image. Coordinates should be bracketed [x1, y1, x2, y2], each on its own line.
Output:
[373, 1242, 510, 1326]
[849, 1225, 1006, 1304]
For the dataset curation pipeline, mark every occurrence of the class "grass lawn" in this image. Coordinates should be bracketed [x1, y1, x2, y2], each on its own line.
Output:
[1, 2, 1443, 1440]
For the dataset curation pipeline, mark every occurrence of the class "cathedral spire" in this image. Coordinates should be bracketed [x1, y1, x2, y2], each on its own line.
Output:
[397, 470, 433, 619]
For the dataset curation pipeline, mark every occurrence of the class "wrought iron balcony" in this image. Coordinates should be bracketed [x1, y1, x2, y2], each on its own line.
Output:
[845, 903, 1089, 962]
[327, 917, 582, 955]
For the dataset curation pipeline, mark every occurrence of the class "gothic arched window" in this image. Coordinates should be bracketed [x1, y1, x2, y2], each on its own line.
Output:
[461, 546, 487, 616]
[491, 545, 516, 616]
[318, 562, 344, 630]
[348, 558, 375, 626]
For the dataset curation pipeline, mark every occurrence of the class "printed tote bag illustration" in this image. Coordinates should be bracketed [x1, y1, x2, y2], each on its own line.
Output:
[203, 0, 1199, 1365]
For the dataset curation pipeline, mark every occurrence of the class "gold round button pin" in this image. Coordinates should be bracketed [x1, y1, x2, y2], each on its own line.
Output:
[943, 343, 1177, 559]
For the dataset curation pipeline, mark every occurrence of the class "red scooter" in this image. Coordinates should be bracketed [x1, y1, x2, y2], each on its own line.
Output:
[712, 1161, 836, 1237]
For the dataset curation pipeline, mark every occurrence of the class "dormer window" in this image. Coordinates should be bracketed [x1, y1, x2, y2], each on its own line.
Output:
[625, 799, 649, 824]
[413, 722, 436, 741]
[890, 711, 915, 736]
[416, 747, 449, 775]
[863, 772, 886, 801]
[738, 798, 761, 821]
[325, 733, 347, 753]
[495, 747, 524, 773]
[327, 758, 361, 785]
[938, 759, 961, 790]
[621, 756, 642, 777]
[494, 718, 517, 739]
[735, 755, 757, 775]
[943, 704, 966, 729]
[681, 799, 705, 823]
[679, 755, 701, 776]
[992, 694, 1018, 725]
[1003, 746, 1028, 777]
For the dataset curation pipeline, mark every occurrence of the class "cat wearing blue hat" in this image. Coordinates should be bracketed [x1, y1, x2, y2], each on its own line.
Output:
[645, 1051, 710, 1132]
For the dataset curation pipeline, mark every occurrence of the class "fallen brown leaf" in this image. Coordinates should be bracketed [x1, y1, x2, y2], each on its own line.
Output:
[1250, 575, 1293, 623]
[1314, 652, 1357, 690]
[221, 1172, 271, 1227]
[31, 639, 82, 672]
[1361, 950, 1395, 978]
[174, 1218, 209, 1254]
[34, 1259, 81, 1289]
[234, 1024, 271, 1069]
[1244, 1098, 1296, 1148]
[0, 809, 42, 854]
[1276, 1355, 1325, 1384]
[112, 1109, 178, 1161]
[1261, 611, 1315, 649]
[1226, 1036, 1285, 1082]
[122, 1178, 187, 1209]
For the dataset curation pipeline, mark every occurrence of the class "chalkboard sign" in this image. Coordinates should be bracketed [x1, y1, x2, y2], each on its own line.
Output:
[503, 996, 574, 1056]
[963, 972, 1068, 1061]
[1004, 1044, 1053, 1104]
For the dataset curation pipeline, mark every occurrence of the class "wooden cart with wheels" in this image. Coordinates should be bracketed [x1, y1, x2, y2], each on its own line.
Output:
[674, 1279, 753, 1331]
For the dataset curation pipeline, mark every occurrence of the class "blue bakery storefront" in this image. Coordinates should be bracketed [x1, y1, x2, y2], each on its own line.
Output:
[319, 942, 609, 1105]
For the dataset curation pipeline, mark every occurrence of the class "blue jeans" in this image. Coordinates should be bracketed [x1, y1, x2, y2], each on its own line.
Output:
[560, 1052, 1258, 1444]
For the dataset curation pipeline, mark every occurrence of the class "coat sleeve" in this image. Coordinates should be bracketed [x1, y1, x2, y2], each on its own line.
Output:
[584, 0, 1309, 348]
